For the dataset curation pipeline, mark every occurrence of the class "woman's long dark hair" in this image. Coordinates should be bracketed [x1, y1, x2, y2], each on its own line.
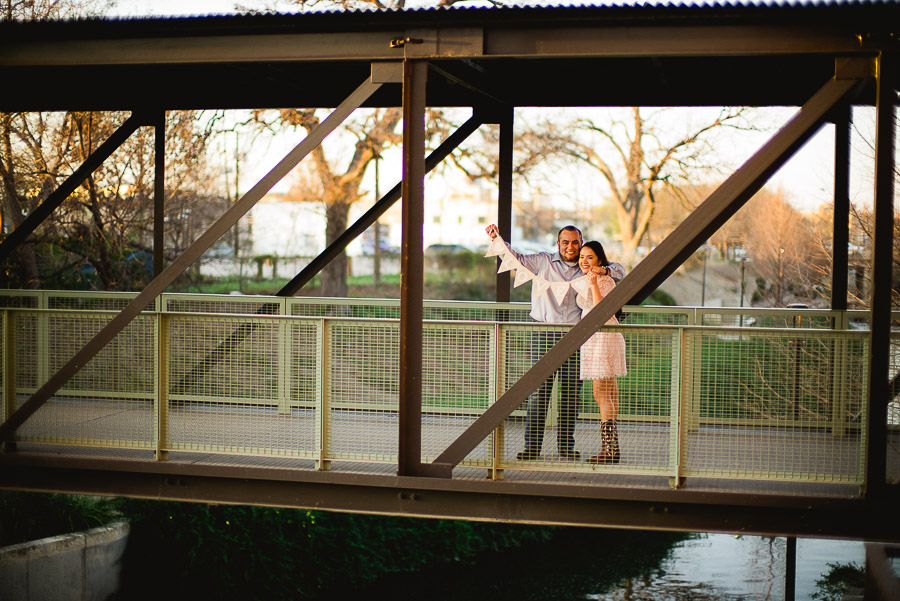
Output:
[582, 240, 625, 321]
[581, 240, 610, 267]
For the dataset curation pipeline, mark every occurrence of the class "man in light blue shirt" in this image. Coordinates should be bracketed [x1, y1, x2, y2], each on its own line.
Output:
[486, 224, 625, 461]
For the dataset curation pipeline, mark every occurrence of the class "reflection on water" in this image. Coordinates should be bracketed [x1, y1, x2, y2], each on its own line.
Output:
[351, 529, 864, 601]
[598, 535, 864, 600]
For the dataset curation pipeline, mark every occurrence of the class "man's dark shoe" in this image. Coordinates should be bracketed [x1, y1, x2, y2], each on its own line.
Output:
[559, 450, 581, 461]
[516, 449, 539, 460]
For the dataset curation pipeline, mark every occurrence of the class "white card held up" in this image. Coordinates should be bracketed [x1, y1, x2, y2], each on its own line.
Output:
[570, 275, 590, 296]
[513, 269, 534, 288]
[498, 253, 520, 274]
[532, 278, 551, 298]
[484, 236, 506, 258]
[550, 281, 570, 305]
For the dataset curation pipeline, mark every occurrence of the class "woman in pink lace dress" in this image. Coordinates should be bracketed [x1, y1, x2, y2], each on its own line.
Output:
[577, 241, 627, 464]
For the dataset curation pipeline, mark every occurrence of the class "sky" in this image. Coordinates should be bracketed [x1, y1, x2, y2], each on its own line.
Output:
[105, 0, 879, 214]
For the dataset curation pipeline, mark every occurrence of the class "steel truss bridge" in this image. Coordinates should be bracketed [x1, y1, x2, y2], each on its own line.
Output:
[0, 1, 898, 556]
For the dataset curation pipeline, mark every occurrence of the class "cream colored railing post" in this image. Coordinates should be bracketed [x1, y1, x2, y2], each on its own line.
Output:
[831, 311, 850, 438]
[37, 291, 48, 389]
[156, 312, 169, 461]
[278, 298, 290, 415]
[673, 327, 698, 488]
[668, 326, 683, 487]
[316, 318, 330, 471]
[2, 311, 14, 431]
[489, 322, 503, 480]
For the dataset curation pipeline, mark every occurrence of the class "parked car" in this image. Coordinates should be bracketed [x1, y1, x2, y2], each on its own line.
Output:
[425, 244, 471, 255]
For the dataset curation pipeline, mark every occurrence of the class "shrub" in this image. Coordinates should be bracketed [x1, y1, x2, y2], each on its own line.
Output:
[0, 491, 120, 547]
[115, 499, 554, 601]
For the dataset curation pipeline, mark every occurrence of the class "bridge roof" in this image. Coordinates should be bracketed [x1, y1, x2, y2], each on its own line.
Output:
[0, 1, 897, 112]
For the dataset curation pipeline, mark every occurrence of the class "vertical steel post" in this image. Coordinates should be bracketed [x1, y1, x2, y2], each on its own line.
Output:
[864, 50, 896, 497]
[831, 104, 852, 436]
[153, 111, 166, 278]
[398, 59, 427, 477]
[832, 102, 851, 312]
[496, 108, 514, 303]
[785, 536, 797, 601]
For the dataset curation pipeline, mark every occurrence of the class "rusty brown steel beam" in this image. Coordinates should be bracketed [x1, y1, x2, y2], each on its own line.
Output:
[0, 26, 867, 68]
[864, 50, 896, 497]
[2, 455, 899, 541]
[0, 112, 150, 264]
[485, 25, 868, 58]
[423, 62, 870, 477]
[0, 75, 383, 444]
[398, 59, 428, 477]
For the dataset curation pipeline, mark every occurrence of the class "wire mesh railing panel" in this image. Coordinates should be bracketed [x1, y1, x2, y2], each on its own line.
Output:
[623, 307, 692, 327]
[47, 291, 145, 312]
[163, 400, 315, 457]
[288, 320, 321, 409]
[583, 326, 678, 475]
[164, 315, 313, 457]
[163, 294, 282, 315]
[421, 302, 532, 322]
[495, 323, 677, 474]
[731, 309, 838, 330]
[421, 322, 494, 466]
[887, 332, 900, 485]
[14, 313, 38, 391]
[326, 320, 400, 461]
[289, 298, 400, 319]
[495, 323, 586, 466]
[13, 310, 156, 448]
[1, 313, 5, 423]
[0, 292, 883, 492]
[681, 328, 868, 483]
[168, 316, 281, 403]
[0, 292, 39, 309]
[48, 313, 155, 397]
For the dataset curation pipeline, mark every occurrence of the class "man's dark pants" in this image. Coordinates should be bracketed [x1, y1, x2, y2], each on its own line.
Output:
[524, 329, 580, 455]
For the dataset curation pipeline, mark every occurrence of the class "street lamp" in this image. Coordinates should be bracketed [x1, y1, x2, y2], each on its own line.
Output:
[700, 244, 712, 306]
[738, 256, 749, 308]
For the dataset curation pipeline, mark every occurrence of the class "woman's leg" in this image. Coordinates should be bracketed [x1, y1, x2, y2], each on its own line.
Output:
[589, 378, 622, 464]
[592, 378, 619, 422]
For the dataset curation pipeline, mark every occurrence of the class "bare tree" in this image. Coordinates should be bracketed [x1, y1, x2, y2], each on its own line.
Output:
[0, 0, 112, 21]
[251, 108, 403, 296]
[1, 107, 219, 290]
[741, 188, 819, 307]
[527, 107, 752, 264]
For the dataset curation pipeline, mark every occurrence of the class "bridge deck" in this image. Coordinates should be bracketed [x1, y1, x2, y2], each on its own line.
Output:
[10, 395, 870, 497]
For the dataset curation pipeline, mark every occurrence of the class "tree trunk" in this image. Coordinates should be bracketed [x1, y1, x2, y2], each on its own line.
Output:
[322, 201, 349, 297]
[0, 117, 41, 288]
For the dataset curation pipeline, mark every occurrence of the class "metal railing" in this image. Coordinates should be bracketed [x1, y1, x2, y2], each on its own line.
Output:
[1, 290, 892, 489]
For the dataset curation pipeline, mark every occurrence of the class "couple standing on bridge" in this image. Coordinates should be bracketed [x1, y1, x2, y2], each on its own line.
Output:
[485, 224, 628, 465]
